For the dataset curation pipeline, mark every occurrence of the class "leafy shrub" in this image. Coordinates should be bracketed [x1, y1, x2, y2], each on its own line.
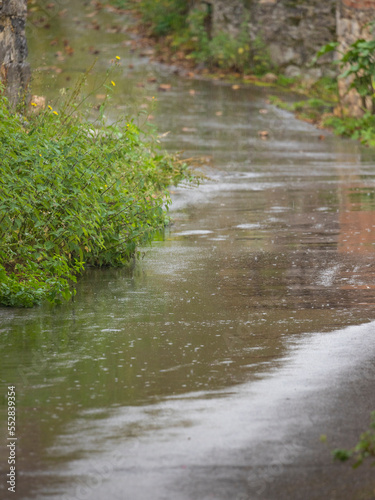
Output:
[186, 8, 271, 74]
[316, 36, 375, 114]
[122, 0, 272, 75]
[0, 80, 193, 307]
[323, 111, 375, 146]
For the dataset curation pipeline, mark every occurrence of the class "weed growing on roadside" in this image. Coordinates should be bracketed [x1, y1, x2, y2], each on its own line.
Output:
[187, 9, 257, 73]
[316, 36, 375, 115]
[138, 0, 188, 37]
[333, 411, 375, 468]
[181, 8, 272, 75]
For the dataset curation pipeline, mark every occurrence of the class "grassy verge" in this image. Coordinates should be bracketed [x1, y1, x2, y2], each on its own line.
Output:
[114, 0, 273, 77]
[271, 89, 375, 147]
[0, 75, 194, 307]
[268, 95, 336, 127]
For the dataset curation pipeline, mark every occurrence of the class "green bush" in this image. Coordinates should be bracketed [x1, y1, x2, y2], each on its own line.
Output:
[186, 8, 271, 74]
[121, 0, 272, 75]
[316, 34, 375, 115]
[0, 80, 193, 307]
[323, 111, 375, 146]
[138, 0, 188, 37]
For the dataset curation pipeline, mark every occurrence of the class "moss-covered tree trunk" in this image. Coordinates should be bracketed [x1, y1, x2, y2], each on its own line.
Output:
[0, 0, 30, 106]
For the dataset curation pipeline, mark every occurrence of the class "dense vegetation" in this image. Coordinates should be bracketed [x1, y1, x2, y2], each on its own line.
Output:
[116, 0, 272, 75]
[265, 35, 375, 146]
[0, 80, 193, 307]
[115, 1, 375, 148]
[314, 37, 375, 146]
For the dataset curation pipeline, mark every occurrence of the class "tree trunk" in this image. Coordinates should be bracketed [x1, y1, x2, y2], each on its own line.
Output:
[0, 0, 30, 107]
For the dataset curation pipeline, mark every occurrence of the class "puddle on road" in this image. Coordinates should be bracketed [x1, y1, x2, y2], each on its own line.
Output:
[1, 2, 375, 499]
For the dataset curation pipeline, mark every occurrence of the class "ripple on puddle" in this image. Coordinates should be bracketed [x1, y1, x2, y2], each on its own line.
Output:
[173, 230, 214, 236]
[235, 223, 262, 230]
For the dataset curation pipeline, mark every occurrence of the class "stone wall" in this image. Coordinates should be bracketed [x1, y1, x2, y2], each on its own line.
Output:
[191, 0, 375, 115]
[0, 0, 30, 105]
[336, 0, 375, 116]
[247, 0, 337, 80]
[191, 0, 337, 80]
[210, 0, 245, 38]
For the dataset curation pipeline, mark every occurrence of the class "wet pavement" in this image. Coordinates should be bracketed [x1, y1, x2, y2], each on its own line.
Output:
[0, 1, 375, 499]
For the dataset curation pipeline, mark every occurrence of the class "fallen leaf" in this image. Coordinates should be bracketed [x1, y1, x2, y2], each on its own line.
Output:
[140, 49, 154, 57]
[243, 75, 258, 81]
[55, 51, 65, 62]
[105, 5, 124, 13]
[147, 76, 157, 83]
[262, 73, 278, 84]
[189, 89, 196, 95]
[136, 82, 145, 88]
[158, 131, 170, 138]
[89, 46, 100, 55]
[257, 130, 269, 139]
[232, 84, 240, 90]
[64, 45, 74, 56]
[106, 26, 121, 34]
[96, 94, 106, 100]
[86, 10, 99, 18]
[158, 83, 172, 91]
[215, 111, 223, 116]
[318, 135, 325, 140]
[91, 0, 103, 8]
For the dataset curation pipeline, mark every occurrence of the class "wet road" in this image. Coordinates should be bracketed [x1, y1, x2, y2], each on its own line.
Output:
[0, 2, 375, 499]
